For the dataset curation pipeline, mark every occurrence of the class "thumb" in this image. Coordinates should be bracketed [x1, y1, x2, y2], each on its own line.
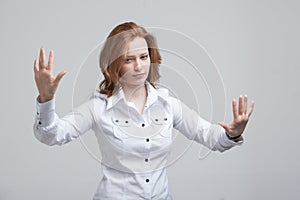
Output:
[218, 121, 230, 132]
[54, 70, 67, 86]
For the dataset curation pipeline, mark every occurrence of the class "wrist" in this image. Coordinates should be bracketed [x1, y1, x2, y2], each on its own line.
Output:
[38, 95, 54, 103]
[225, 132, 242, 140]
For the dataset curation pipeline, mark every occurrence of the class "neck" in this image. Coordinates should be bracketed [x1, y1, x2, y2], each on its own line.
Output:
[121, 82, 147, 102]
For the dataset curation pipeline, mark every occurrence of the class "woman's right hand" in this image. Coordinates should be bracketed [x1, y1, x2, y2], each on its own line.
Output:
[34, 48, 67, 103]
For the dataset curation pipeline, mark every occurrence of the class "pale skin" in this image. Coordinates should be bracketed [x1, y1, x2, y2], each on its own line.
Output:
[33, 39, 254, 140]
[119, 37, 151, 114]
[218, 95, 255, 140]
[33, 48, 67, 103]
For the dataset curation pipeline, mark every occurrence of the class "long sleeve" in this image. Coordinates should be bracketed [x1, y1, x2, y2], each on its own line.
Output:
[33, 96, 95, 146]
[170, 97, 243, 152]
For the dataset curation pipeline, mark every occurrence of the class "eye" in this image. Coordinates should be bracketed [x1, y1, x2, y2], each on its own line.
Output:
[140, 54, 149, 60]
[125, 58, 134, 63]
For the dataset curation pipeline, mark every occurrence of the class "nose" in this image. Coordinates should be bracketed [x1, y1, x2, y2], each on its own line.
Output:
[134, 59, 142, 71]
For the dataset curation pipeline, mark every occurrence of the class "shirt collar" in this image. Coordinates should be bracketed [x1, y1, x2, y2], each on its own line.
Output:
[105, 81, 169, 110]
[105, 82, 125, 110]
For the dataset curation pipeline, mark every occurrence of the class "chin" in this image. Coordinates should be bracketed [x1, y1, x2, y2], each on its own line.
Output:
[127, 78, 147, 86]
[134, 79, 146, 85]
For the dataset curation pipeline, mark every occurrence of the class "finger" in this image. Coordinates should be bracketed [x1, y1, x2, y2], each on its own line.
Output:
[246, 100, 255, 117]
[242, 112, 248, 122]
[238, 95, 243, 115]
[39, 47, 46, 70]
[232, 98, 238, 119]
[53, 70, 67, 86]
[244, 95, 248, 114]
[33, 59, 38, 74]
[48, 50, 54, 72]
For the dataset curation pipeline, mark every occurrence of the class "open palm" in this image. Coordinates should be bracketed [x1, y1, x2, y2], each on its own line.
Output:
[33, 48, 67, 103]
[219, 95, 255, 138]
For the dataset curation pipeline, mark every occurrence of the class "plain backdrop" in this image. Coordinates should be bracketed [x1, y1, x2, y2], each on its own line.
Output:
[0, 0, 299, 199]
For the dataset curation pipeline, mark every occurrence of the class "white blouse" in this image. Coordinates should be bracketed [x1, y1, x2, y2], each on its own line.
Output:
[33, 81, 243, 200]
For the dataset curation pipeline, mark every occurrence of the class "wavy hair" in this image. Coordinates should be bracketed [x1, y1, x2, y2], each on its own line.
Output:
[99, 22, 161, 97]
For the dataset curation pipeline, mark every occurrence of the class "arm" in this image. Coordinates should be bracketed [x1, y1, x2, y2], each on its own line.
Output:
[33, 97, 95, 146]
[33, 48, 94, 145]
[170, 96, 254, 152]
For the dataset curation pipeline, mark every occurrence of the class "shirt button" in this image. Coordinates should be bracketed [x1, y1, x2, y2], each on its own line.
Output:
[141, 123, 145, 127]
[145, 158, 149, 162]
[37, 112, 39, 115]
[145, 179, 150, 183]
[38, 121, 42, 125]
[146, 138, 150, 142]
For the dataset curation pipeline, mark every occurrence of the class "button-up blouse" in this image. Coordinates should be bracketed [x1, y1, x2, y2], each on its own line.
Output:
[33, 81, 243, 200]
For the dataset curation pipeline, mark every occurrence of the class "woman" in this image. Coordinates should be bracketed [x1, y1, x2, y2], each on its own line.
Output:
[33, 22, 254, 200]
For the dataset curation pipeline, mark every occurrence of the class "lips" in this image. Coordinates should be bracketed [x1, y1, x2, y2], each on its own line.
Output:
[133, 73, 145, 77]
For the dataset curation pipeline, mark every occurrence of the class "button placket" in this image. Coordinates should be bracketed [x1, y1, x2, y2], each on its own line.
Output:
[145, 137, 151, 151]
[143, 152, 151, 172]
[144, 176, 151, 200]
[143, 114, 151, 161]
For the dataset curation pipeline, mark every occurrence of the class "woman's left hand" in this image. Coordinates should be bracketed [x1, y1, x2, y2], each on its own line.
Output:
[219, 95, 255, 138]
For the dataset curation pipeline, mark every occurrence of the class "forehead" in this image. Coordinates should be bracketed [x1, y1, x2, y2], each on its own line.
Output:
[126, 37, 148, 55]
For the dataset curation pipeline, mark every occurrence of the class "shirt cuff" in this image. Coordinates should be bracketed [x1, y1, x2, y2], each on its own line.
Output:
[36, 96, 55, 127]
[220, 127, 244, 146]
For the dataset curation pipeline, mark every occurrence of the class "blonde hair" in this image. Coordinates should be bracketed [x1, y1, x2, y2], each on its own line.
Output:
[99, 22, 161, 97]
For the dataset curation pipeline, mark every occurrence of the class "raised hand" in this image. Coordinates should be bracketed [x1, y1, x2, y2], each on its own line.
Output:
[219, 95, 255, 139]
[33, 48, 67, 103]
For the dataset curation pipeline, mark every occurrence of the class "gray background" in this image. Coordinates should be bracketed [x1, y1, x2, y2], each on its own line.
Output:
[1, 0, 299, 199]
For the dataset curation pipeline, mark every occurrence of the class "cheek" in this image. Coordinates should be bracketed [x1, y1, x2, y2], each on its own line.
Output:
[120, 64, 131, 76]
[143, 57, 151, 67]
[145, 60, 151, 71]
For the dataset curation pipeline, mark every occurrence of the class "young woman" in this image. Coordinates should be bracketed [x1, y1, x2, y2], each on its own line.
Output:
[33, 22, 254, 200]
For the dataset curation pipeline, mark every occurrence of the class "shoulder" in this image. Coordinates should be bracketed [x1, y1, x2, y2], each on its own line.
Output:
[88, 90, 108, 101]
[78, 90, 108, 110]
[156, 86, 169, 99]
[155, 86, 181, 107]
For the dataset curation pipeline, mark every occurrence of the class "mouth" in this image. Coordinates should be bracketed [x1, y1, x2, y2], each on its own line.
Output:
[133, 73, 145, 78]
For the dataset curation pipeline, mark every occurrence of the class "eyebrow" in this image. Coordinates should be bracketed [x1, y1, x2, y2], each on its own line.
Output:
[126, 51, 148, 57]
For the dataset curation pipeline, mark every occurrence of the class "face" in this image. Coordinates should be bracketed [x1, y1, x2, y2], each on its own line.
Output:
[119, 37, 150, 87]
